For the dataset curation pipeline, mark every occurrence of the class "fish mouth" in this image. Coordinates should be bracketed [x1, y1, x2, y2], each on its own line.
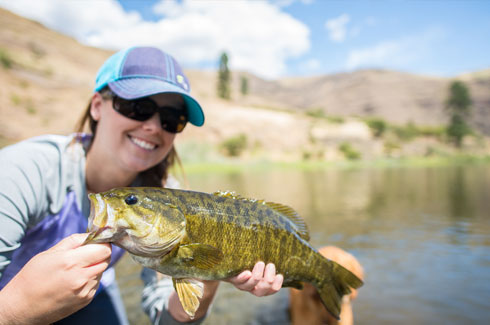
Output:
[84, 226, 113, 244]
[87, 193, 107, 228]
[84, 193, 114, 244]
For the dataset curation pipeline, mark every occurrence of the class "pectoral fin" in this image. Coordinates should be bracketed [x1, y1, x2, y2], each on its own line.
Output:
[172, 278, 204, 319]
[177, 243, 224, 269]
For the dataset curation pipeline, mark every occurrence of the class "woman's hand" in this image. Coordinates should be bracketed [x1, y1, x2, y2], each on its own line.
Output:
[227, 261, 283, 297]
[0, 233, 111, 325]
[167, 262, 283, 322]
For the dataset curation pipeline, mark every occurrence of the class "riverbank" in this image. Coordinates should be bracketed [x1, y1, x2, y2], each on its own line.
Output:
[177, 154, 490, 175]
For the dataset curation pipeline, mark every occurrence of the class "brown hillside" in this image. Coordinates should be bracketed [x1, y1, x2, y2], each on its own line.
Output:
[1, 7, 489, 150]
[0, 8, 111, 142]
[190, 68, 490, 135]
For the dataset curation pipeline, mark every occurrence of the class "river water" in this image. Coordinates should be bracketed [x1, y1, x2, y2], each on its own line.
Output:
[116, 163, 490, 324]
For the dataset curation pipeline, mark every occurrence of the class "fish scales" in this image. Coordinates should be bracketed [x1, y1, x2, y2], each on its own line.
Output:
[84, 187, 363, 319]
[180, 193, 298, 278]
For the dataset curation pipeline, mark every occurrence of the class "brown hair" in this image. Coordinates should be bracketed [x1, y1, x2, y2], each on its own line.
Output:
[75, 87, 181, 187]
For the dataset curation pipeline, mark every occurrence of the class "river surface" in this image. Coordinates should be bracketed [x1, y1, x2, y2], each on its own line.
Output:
[116, 163, 490, 324]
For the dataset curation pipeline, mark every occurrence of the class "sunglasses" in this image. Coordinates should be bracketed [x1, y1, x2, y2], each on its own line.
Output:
[112, 96, 188, 133]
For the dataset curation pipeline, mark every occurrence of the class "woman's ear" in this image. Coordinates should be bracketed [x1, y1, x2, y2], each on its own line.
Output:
[90, 92, 104, 121]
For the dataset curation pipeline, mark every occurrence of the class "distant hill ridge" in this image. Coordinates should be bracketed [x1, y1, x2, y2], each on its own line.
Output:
[189, 67, 490, 135]
[1, 7, 489, 145]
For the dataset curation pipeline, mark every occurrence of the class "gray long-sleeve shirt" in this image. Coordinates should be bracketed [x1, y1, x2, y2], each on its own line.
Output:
[0, 134, 199, 324]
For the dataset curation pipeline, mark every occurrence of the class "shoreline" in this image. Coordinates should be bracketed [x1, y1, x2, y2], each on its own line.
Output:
[179, 155, 490, 174]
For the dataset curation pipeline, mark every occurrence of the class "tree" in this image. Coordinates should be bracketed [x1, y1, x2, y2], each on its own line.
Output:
[445, 80, 472, 147]
[217, 52, 231, 99]
[240, 75, 249, 96]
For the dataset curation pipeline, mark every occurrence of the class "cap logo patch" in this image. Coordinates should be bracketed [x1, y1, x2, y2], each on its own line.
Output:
[177, 74, 188, 90]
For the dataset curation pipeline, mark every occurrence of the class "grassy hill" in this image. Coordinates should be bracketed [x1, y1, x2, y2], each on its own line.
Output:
[1, 8, 489, 162]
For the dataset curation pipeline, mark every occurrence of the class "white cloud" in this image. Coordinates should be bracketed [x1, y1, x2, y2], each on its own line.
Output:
[270, 0, 315, 7]
[0, 0, 310, 79]
[345, 28, 446, 71]
[325, 14, 350, 42]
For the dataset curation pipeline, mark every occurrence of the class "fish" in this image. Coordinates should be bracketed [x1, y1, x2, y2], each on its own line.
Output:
[84, 187, 363, 319]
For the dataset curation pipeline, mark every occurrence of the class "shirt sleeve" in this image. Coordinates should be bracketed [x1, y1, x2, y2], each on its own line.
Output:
[0, 138, 62, 276]
[140, 268, 208, 325]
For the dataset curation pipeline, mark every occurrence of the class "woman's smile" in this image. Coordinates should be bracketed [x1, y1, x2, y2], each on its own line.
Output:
[128, 135, 158, 151]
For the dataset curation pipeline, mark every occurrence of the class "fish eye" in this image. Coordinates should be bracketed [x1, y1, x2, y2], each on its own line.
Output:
[125, 194, 138, 205]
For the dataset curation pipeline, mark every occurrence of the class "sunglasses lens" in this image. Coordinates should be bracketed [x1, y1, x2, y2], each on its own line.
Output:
[113, 97, 187, 133]
[131, 100, 156, 121]
[114, 98, 155, 121]
[160, 109, 188, 133]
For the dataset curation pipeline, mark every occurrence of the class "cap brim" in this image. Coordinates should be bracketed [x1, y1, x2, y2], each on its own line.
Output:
[108, 78, 204, 127]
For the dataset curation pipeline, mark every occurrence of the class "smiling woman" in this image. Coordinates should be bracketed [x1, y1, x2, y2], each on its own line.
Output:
[0, 46, 284, 325]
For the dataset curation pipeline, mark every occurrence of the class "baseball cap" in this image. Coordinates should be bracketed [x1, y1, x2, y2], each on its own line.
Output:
[94, 46, 204, 126]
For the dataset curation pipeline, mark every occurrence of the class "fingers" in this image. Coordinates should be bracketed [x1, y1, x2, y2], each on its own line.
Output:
[72, 243, 112, 269]
[252, 261, 266, 282]
[233, 261, 265, 292]
[251, 263, 281, 297]
[271, 273, 284, 291]
[83, 254, 111, 277]
[50, 233, 90, 251]
[228, 270, 252, 287]
[49, 234, 112, 274]
[230, 262, 283, 297]
[263, 263, 276, 283]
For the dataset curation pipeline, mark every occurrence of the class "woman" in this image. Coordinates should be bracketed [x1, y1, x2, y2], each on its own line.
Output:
[0, 47, 283, 324]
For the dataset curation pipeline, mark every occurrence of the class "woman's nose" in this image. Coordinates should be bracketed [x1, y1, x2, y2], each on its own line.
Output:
[142, 112, 162, 132]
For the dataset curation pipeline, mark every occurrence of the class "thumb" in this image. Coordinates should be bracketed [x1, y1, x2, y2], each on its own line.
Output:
[49, 233, 90, 252]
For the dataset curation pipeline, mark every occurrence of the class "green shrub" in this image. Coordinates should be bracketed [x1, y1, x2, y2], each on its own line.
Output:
[10, 94, 36, 114]
[10, 94, 21, 106]
[392, 122, 419, 141]
[384, 140, 400, 155]
[302, 150, 312, 161]
[19, 80, 30, 89]
[392, 122, 446, 141]
[24, 98, 36, 115]
[366, 118, 387, 137]
[326, 116, 345, 124]
[417, 125, 446, 138]
[220, 134, 247, 157]
[338, 142, 361, 160]
[306, 108, 326, 119]
[240, 76, 249, 95]
[0, 48, 14, 69]
[306, 109, 344, 124]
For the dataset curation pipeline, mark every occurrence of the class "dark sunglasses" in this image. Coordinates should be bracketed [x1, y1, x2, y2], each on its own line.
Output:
[112, 96, 188, 133]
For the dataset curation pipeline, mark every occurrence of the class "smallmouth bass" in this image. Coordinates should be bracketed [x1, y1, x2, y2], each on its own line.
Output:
[84, 187, 363, 319]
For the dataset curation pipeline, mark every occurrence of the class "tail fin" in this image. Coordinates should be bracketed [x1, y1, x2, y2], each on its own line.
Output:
[316, 259, 364, 320]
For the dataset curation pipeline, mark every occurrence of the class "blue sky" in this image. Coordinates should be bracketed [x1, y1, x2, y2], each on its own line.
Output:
[1, 0, 489, 79]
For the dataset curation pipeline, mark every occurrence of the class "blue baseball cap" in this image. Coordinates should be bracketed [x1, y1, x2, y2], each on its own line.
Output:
[94, 46, 204, 126]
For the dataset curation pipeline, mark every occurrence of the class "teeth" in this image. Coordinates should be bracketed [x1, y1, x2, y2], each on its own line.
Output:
[130, 136, 157, 150]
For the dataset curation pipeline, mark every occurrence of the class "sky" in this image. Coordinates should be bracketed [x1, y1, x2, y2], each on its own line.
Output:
[1, 0, 489, 79]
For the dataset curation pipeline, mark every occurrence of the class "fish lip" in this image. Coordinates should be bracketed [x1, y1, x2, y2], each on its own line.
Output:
[87, 193, 108, 229]
[88, 194, 96, 224]
[84, 226, 115, 244]
[87, 193, 98, 228]
[85, 193, 114, 243]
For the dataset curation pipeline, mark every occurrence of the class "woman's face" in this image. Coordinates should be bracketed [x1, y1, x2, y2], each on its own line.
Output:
[90, 92, 184, 174]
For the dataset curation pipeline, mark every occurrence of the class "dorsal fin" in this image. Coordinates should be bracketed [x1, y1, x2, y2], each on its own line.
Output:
[213, 190, 264, 204]
[213, 191, 310, 241]
[264, 201, 310, 241]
